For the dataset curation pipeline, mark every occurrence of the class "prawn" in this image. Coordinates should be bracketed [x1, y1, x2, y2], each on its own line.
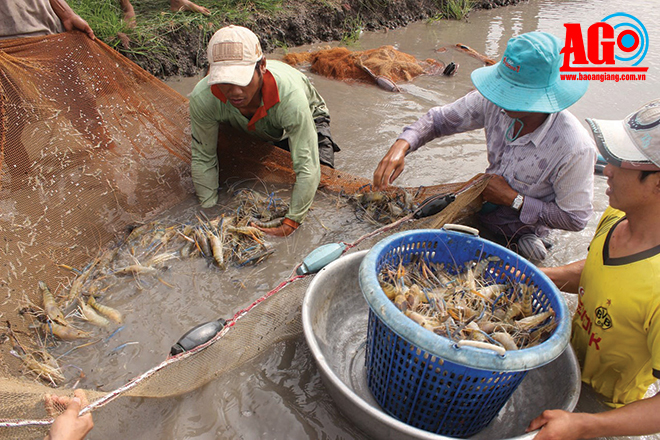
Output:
[43, 321, 90, 341]
[88, 296, 123, 324]
[39, 281, 68, 326]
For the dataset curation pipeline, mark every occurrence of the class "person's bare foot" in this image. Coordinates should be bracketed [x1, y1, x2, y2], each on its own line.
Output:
[120, 0, 137, 28]
[170, 0, 211, 15]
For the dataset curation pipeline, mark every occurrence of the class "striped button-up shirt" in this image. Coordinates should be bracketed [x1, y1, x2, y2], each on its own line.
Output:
[398, 90, 597, 238]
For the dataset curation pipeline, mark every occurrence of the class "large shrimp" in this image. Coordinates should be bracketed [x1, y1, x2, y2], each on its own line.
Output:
[42, 321, 90, 341]
[78, 297, 110, 328]
[39, 281, 68, 326]
[88, 296, 123, 324]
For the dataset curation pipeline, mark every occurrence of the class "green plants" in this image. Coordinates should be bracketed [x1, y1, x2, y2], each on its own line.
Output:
[442, 0, 473, 20]
[428, 0, 473, 22]
[340, 14, 364, 45]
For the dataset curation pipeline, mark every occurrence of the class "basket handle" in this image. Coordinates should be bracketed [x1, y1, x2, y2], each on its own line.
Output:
[457, 340, 506, 356]
[442, 224, 480, 236]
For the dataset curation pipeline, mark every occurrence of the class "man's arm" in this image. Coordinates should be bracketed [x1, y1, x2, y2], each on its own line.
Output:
[189, 90, 221, 208]
[520, 137, 596, 232]
[252, 94, 320, 237]
[282, 108, 321, 227]
[373, 90, 487, 190]
[528, 391, 660, 440]
[48, 0, 95, 39]
[372, 139, 410, 190]
[540, 259, 584, 293]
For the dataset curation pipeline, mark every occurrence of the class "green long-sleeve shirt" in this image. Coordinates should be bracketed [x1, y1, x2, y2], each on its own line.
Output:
[189, 59, 329, 224]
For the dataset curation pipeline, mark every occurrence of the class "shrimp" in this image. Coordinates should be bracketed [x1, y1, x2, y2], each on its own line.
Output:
[195, 227, 211, 257]
[478, 283, 508, 300]
[64, 258, 99, 306]
[491, 331, 518, 351]
[88, 296, 123, 324]
[394, 294, 408, 312]
[39, 281, 68, 326]
[380, 282, 397, 300]
[226, 225, 264, 240]
[516, 311, 554, 331]
[43, 321, 90, 341]
[520, 283, 535, 317]
[249, 217, 284, 229]
[112, 264, 158, 276]
[206, 224, 225, 269]
[78, 298, 110, 328]
[466, 321, 487, 342]
[11, 350, 65, 385]
[145, 251, 179, 267]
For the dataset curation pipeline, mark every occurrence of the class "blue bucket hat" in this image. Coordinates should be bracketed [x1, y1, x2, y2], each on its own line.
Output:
[470, 32, 588, 113]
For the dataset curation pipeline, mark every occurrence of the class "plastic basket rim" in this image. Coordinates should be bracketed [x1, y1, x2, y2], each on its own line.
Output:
[359, 228, 571, 372]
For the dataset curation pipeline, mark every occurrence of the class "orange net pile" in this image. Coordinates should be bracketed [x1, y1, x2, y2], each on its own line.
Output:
[282, 45, 445, 84]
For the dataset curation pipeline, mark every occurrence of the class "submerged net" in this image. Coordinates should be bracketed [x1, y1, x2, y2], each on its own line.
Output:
[282, 45, 445, 85]
[0, 32, 487, 439]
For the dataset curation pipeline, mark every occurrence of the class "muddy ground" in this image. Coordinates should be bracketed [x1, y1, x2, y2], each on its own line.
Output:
[125, 0, 522, 78]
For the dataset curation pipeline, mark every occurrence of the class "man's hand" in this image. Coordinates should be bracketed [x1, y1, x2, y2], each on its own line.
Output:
[252, 218, 298, 237]
[526, 409, 584, 440]
[373, 139, 410, 190]
[61, 14, 95, 40]
[481, 174, 518, 207]
[50, 0, 95, 40]
[44, 389, 94, 440]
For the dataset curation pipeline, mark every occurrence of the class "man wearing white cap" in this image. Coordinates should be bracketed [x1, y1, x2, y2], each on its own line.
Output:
[189, 25, 339, 237]
[527, 99, 660, 439]
[372, 31, 596, 262]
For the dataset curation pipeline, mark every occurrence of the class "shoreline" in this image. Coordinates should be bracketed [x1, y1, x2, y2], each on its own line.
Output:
[120, 0, 523, 78]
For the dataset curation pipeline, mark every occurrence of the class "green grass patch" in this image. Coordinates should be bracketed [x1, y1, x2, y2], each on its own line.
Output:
[340, 14, 364, 45]
[429, 0, 473, 21]
[69, 0, 283, 59]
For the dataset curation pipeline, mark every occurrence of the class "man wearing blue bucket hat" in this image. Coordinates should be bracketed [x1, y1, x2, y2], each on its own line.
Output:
[373, 32, 596, 262]
[527, 99, 660, 439]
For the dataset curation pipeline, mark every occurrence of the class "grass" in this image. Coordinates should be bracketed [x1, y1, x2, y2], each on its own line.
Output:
[429, 0, 473, 21]
[69, 0, 283, 58]
[340, 14, 364, 45]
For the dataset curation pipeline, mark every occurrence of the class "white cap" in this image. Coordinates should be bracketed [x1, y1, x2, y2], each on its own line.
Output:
[587, 99, 660, 171]
[207, 25, 263, 87]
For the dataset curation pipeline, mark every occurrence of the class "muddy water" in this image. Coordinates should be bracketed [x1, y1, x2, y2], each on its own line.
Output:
[77, 0, 660, 438]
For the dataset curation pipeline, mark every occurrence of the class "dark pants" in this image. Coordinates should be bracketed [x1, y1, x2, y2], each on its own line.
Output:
[273, 116, 340, 168]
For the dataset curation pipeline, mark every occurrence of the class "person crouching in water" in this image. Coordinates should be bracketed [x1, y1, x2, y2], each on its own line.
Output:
[189, 25, 340, 237]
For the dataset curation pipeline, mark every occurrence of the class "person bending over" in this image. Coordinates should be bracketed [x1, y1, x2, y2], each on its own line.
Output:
[189, 25, 340, 237]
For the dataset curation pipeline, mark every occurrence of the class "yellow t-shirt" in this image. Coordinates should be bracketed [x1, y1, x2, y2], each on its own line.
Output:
[572, 206, 660, 407]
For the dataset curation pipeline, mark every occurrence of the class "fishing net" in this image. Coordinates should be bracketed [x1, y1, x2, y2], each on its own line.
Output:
[0, 31, 487, 439]
[282, 45, 445, 85]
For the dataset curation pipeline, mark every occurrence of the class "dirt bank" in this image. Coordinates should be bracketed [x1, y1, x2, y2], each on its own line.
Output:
[125, 0, 522, 78]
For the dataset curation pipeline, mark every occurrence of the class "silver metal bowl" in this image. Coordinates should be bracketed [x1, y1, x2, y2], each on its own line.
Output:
[302, 250, 581, 440]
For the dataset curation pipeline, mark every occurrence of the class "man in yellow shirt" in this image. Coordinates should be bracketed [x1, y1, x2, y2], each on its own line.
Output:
[527, 99, 660, 439]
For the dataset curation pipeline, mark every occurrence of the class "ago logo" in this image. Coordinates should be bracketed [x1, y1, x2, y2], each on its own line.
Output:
[560, 12, 649, 73]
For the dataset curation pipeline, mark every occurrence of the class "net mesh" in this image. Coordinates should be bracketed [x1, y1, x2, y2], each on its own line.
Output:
[282, 45, 445, 84]
[0, 32, 486, 439]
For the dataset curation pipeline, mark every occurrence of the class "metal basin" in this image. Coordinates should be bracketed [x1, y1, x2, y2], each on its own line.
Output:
[302, 250, 581, 440]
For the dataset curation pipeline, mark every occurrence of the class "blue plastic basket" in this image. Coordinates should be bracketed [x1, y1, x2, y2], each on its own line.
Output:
[359, 227, 571, 438]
